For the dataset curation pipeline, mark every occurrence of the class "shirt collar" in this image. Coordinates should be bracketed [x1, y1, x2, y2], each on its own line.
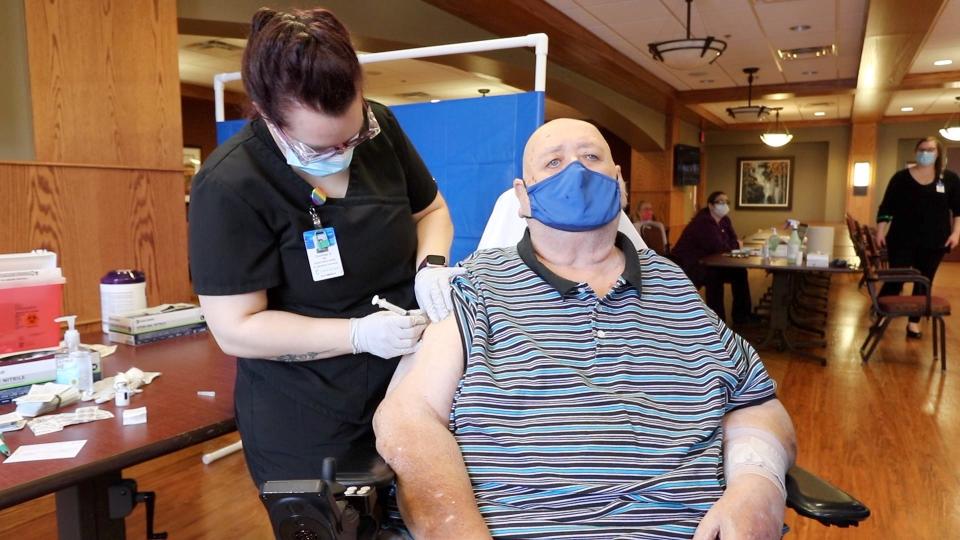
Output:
[516, 229, 643, 296]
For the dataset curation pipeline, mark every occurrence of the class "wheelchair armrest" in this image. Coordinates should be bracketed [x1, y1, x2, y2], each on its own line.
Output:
[785, 466, 870, 527]
[334, 451, 396, 489]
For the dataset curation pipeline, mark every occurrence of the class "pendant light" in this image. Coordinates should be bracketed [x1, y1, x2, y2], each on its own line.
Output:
[648, 0, 727, 70]
[726, 68, 772, 120]
[760, 109, 793, 148]
[939, 97, 960, 141]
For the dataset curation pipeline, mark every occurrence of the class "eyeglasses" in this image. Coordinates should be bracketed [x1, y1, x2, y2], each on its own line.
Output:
[266, 101, 381, 163]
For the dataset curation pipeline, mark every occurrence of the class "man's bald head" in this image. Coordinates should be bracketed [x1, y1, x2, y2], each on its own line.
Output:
[521, 119, 616, 183]
[513, 118, 626, 226]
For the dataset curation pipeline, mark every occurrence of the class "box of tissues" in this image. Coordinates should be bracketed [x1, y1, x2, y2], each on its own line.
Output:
[806, 252, 829, 268]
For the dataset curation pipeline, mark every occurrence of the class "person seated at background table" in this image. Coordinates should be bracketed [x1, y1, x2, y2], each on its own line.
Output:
[374, 119, 796, 539]
[671, 192, 755, 325]
[632, 199, 670, 255]
[633, 199, 656, 223]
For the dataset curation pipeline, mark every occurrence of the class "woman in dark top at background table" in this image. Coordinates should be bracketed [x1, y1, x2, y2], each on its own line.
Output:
[671, 191, 754, 325]
[875, 136, 960, 338]
[187, 8, 454, 489]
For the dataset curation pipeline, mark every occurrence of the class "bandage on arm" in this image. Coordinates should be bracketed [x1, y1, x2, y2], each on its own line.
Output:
[724, 426, 790, 499]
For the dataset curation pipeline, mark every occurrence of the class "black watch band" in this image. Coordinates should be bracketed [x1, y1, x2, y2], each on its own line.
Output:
[418, 255, 446, 271]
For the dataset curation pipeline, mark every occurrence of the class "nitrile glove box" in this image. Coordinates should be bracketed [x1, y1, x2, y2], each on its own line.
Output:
[806, 252, 830, 268]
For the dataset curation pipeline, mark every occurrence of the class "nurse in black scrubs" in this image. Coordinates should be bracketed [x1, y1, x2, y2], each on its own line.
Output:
[187, 7, 454, 487]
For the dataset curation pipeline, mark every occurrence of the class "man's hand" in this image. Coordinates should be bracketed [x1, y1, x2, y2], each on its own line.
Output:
[692, 475, 785, 540]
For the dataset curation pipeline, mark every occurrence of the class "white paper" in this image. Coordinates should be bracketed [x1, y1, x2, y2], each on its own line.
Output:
[3, 439, 86, 463]
[122, 407, 147, 425]
[0, 412, 23, 427]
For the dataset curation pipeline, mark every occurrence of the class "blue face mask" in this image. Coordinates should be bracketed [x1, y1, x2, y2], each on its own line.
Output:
[525, 161, 621, 232]
[916, 151, 936, 167]
[285, 146, 354, 177]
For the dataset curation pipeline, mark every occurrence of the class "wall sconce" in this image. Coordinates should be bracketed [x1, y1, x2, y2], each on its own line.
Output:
[852, 161, 871, 196]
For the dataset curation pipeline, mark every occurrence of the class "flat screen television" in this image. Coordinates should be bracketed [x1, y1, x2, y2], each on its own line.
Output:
[673, 144, 701, 186]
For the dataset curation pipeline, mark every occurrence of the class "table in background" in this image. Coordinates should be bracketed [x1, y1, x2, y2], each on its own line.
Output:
[700, 254, 860, 361]
[0, 333, 235, 540]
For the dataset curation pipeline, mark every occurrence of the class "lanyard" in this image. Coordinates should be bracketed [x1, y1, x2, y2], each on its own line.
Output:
[309, 187, 326, 229]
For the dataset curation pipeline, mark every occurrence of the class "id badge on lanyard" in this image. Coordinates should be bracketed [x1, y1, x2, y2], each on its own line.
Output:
[936, 179, 945, 194]
[303, 201, 345, 282]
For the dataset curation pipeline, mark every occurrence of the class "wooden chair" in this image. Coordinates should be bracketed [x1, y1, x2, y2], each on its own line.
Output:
[858, 231, 951, 370]
[636, 221, 669, 256]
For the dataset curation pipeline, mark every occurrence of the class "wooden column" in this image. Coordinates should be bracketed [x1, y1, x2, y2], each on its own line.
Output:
[6, 0, 191, 329]
[629, 107, 688, 242]
[846, 122, 877, 224]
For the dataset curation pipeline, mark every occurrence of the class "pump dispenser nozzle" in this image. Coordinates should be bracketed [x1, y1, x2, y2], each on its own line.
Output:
[54, 315, 80, 352]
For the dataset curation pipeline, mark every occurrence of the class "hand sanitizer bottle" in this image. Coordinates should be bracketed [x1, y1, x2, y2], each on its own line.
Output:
[787, 222, 802, 263]
[54, 316, 81, 388]
[53, 316, 97, 396]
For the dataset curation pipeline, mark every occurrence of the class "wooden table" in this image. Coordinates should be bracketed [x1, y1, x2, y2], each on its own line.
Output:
[700, 254, 859, 360]
[0, 333, 235, 539]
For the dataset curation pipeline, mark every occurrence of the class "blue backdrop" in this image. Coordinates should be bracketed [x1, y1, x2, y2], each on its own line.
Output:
[216, 91, 544, 263]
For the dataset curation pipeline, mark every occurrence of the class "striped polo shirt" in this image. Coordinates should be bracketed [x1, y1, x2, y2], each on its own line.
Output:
[449, 230, 776, 539]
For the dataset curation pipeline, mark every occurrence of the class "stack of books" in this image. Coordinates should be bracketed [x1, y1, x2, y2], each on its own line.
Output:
[107, 303, 207, 346]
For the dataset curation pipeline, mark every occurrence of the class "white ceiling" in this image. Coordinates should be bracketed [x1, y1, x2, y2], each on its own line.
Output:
[545, 0, 866, 91]
[179, 0, 960, 127]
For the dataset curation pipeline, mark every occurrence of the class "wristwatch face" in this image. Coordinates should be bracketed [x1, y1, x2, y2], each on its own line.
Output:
[420, 254, 446, 269]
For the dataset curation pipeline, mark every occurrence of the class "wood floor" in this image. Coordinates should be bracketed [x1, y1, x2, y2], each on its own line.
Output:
[2, 263, 958, 539]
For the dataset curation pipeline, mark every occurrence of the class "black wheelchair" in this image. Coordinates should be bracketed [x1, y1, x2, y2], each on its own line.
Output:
[260, 450, 870, 540]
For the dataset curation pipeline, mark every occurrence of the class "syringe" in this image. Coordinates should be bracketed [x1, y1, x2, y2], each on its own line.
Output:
[371, 295, 408, 316]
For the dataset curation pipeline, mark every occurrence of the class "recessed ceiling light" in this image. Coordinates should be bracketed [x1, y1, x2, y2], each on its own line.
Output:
[790, 24, 811, 32]
[934, 59, 953, 66]
[764, 92, 795, 100]
[900, 106, 914, 112]
[813, 111, 826, 117]
[699, 79, 714, 83]
[801, 70, 819, 75]
[688, 71, 708, 76]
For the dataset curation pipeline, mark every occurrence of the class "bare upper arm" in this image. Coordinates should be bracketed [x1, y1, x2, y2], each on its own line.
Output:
[198, 291, 267, 336]
[382, 315, 466, 421]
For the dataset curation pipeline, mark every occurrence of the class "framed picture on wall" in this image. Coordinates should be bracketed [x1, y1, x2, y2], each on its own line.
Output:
[735, 157, 794, 210]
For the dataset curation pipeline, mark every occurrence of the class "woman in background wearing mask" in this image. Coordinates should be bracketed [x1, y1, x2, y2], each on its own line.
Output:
[875, 136, 960, 338]
[188, 8, 453, 489]
[671, 191, 755, 325]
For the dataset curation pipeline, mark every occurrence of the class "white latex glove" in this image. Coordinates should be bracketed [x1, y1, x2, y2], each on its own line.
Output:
[415, 266, 467, 322]
[350, 310, 428, 359]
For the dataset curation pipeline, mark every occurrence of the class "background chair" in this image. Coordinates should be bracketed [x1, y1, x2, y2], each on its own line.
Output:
[857, 228, 951, 370]
[636, 220, 669, 256]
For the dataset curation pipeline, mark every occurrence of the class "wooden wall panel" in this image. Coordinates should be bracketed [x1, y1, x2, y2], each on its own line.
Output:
[24, 0, 182, 169]
[0, 162, 192, 329]
[846, 123, 877, 224]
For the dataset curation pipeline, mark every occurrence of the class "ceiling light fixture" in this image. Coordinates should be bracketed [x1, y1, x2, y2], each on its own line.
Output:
[789, 24, 811, 32]
[940, 97, 960, 141]
[900, 106, 914, 112]
[648, 0, 727, 70]
[760, 108, 793, 148]
[700, 79, 715, 83]
[813, 111, 826, 117]
[726, 67, 772, 120]
[934, 59, 953, 66]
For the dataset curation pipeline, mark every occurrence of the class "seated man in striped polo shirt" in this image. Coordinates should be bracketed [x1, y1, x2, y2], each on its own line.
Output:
[374, 119, 796, 540]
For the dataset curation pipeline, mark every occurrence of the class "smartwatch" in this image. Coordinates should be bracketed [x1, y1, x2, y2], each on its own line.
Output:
[418, 255, 446, 271]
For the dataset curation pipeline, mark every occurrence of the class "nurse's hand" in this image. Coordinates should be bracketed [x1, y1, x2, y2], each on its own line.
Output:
[350, 311, 429, 359]
[415, 266, 467, 322]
